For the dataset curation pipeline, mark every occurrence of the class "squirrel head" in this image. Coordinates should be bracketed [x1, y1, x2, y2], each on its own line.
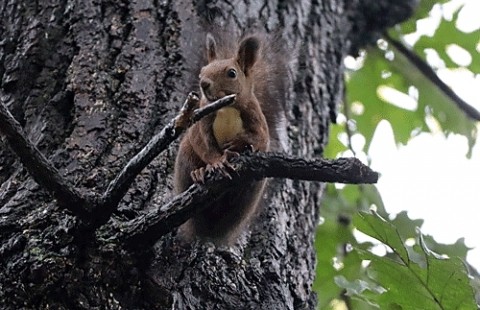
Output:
[199, 34, 260, 103]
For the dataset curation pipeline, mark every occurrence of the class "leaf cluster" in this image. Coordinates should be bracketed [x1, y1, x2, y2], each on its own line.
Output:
[314, 184, 478, 309]
[315, 0, 480, 308]
[333, 0, 479, 156]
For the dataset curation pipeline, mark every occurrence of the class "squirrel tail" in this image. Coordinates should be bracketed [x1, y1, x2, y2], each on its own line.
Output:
[252, 32, 289, 151]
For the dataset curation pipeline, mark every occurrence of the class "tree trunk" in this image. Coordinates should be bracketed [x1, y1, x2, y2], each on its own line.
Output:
[0, 0, 413, 308]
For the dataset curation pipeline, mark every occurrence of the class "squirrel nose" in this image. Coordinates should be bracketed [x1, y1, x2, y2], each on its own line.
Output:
[200, 79, 211, 92]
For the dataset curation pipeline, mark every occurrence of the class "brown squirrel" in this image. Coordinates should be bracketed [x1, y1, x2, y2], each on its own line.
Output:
[174, 31, 288, 245]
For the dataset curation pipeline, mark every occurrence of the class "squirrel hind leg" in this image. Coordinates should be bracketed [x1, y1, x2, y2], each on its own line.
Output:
[173, 138, 203, 193]
[180, 179, 267, 246]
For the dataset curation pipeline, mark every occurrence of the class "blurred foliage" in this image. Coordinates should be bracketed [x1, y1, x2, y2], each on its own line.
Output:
[315, 0, 480, 308]
[314, 183, 478, 309]
[343, 211, 476, 309]
[342, 0, 479, 155]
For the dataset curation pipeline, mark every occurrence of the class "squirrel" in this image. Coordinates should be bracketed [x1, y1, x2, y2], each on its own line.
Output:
[174, 31, 288, 245]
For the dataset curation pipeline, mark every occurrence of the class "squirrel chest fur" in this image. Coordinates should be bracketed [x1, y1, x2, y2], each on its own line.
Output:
[213, 107, 244, 147]
[174, 31, 288, 245]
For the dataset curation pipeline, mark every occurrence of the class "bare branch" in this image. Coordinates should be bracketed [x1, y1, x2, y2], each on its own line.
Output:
[1, 88, 374, 243]
[0, 94, 92, 220]
[114, 153, 378, 249]
[385, 33, 480, 121]
[236, 153, 379, 183]
[0, 92, 235, 227]
[97, 93, 235, 226]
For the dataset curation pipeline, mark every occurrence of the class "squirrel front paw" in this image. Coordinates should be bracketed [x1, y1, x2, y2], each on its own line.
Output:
[190, 157, 237, 184]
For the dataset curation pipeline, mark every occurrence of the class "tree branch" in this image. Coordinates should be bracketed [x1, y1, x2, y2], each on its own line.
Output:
[0, 94, 93, 220]
[115, 153, 378, 249]
[0, 92, 235, 227]
[235, 153, 379, 183]
[2, 90, 380, 252]
[384, 33, 480, 121]
[96, 93, 235, 226]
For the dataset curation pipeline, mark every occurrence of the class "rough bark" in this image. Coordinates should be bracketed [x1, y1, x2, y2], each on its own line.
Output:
[0, 0, 414, 309]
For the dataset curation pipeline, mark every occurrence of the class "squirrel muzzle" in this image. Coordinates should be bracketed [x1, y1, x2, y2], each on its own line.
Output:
[200, 77, 228, 102]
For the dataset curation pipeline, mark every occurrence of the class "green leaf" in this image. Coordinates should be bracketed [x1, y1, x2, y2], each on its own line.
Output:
[334, 275, 385, 298]
[346, 49, 424, 152]
[354, 211, 410, 263]
[418, 233, 476, 310]
[422, 236, 471, 260]
[347, 2, 479, 156]
[359, 249, 442, 309]
[388, 211, 423, 239]
[346, 211, 478, 309]
[388, 40, 478, 155]
[323, 1, 480, 307]
[347, 43, 478, 156]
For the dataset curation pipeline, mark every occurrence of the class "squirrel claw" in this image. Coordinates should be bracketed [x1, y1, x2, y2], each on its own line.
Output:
[190, 159, 236, 184]
[191, 168, 206, 184]
[207, 161, 234, 180]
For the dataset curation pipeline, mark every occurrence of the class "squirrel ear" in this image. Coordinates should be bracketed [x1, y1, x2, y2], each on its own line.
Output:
[206, 33, 217, 63]
[237, 36, 260, 75]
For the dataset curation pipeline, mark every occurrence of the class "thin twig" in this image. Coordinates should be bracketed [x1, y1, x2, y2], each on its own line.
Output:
[342, 92, 357, 157]
[115, 153, 378, 248]
[191, 94, 236, 122]
[384, 33, 480, 121]
[0, 94, 92, 220]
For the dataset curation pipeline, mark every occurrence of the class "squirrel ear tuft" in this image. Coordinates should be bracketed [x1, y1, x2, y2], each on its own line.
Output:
[237, 36, 260, 75]
[206, 33, 217, 63]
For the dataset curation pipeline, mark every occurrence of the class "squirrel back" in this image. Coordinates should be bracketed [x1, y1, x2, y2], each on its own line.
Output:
[174, 31, 289, 245]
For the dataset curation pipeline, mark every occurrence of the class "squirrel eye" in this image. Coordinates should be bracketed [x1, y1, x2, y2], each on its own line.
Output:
[227, 69, 237, 78]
